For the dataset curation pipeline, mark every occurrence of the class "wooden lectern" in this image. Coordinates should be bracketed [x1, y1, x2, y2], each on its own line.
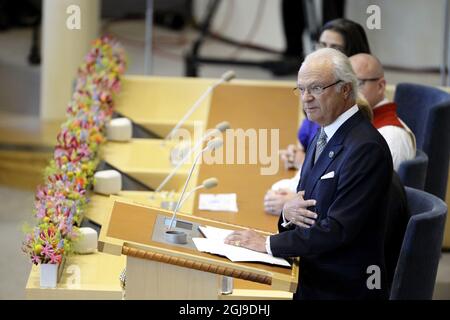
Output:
[98, 198, 298, 300]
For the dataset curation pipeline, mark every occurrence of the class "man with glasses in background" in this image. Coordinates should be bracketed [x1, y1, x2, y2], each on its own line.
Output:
[225, 48, 393, 300]
[349, 53, 416, 171]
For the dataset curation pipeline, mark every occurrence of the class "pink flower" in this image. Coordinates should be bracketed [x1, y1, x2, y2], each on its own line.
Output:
[31, 254, 41, 265]
[41, 244, 54, 257]
[25, 234, 32, 243]
[24, 35, 127, 266]
[36, 206, 46, 219]
[49, 253, 62, 264]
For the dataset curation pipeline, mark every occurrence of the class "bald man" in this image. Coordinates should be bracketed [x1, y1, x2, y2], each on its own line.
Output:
[349, 53, 416, 171]
[225, 48, 393, 300]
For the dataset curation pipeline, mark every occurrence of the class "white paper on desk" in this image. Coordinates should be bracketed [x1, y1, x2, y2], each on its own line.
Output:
[194, 226, 291, 267]
[198, 225, 234, 241]
[192, 238, 226, 256]
[198, 193, 238, 212]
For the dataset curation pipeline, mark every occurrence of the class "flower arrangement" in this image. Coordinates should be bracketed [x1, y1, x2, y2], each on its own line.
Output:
[22, 35, 127, 266]
[23, 222, 69, 265]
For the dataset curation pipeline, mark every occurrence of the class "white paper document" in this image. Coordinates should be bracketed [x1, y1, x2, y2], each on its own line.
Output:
[198, 193, 238, 212]
[193, 226, 291, 267]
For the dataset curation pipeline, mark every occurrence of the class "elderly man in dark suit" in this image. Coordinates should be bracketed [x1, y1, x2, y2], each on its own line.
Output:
[225, 48, 393, 300]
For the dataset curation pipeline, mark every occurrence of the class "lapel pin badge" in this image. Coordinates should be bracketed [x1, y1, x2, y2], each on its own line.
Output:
[328, 151, 335, 159]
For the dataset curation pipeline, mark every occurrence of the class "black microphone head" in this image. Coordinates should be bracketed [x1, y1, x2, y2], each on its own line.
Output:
[215, 121, 231, 132]
[221, 70, 236, 82]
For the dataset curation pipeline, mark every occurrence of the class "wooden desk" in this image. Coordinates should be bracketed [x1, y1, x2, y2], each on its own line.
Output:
[88, 192, 294, 299]
[98, 199, 298, 299]
[114, 75, 214, 137]
[25, 192, 293, 300]
[100, 139, 192, 191]
[223, 279, 292, 300]
[86, 193, 293, 299]
[86, 191, 190, 227]
[25, 252, 126, 300]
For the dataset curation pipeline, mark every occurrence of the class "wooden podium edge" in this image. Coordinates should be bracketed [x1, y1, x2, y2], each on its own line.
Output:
[121, 245, 272, 286]
[99, 197, 299, 291]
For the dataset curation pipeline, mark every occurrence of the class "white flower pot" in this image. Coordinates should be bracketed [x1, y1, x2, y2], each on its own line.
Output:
[40, 263, 58, 288]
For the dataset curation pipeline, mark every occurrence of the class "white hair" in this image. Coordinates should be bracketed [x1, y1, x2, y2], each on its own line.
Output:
[303, 48, 358, 100]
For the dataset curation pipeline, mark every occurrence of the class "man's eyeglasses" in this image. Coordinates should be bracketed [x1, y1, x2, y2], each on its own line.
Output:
[357, 78, 381, 87]
[314, 42, 345, 53]
[293, 80, 343, 97]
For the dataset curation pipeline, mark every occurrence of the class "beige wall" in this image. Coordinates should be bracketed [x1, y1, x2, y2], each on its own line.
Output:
[40, 0, 100, 120]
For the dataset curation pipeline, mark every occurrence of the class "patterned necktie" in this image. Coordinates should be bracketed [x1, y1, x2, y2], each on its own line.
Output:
[314, 127, 328, 164]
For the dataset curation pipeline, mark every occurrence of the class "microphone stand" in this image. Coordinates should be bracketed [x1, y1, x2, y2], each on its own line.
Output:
[155, 122, 228, 193]
[164, 139, 222, 244]
[168, 145, 208, 230]
[173, 184, 205, 212]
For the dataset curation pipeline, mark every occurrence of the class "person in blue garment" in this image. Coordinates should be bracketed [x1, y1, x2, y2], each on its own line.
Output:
[225, 48, 393, 300]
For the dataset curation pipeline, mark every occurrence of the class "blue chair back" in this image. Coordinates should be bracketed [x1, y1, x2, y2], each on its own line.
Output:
[397, 149, 428, 190]
[390, 187, 447, 300]
[394, 83, 450, 200]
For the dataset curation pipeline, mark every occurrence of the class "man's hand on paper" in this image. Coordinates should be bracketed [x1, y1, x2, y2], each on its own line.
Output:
[264, 188, 296, 215]
[282, 190, 318, 228]
[224, 229, 267, 253]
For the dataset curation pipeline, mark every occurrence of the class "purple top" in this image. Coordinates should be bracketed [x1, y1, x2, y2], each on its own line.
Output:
[297, 118, 320, 151]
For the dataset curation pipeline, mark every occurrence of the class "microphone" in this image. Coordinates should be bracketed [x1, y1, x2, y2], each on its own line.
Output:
[170, 120, 230, 165]
[210, 121, 231, 135]
[155, 121, 230, 193]
[166, 138, 223, 233]
[220, 70, 236, 82]
[164, 70, 235, 140]
[202, 177, 219, 189]
[174, 177, 218, 214]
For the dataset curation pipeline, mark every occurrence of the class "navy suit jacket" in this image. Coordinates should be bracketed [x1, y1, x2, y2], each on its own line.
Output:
[271, 111, 393, 300]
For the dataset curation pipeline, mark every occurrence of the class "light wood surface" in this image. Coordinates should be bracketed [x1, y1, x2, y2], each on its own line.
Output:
[87, 193, 292, 298]
[101, 139, 178, 169]
[99, 199, 298, 293]
[85, 191, 192, 227]
[126, 256, 219, 300]
[220, 278, 293, 300]
[100, 139, 192, 191]
[192, 82, 300, 233]
[25, 252, 125, 300]
[113, 75, 213, 137]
